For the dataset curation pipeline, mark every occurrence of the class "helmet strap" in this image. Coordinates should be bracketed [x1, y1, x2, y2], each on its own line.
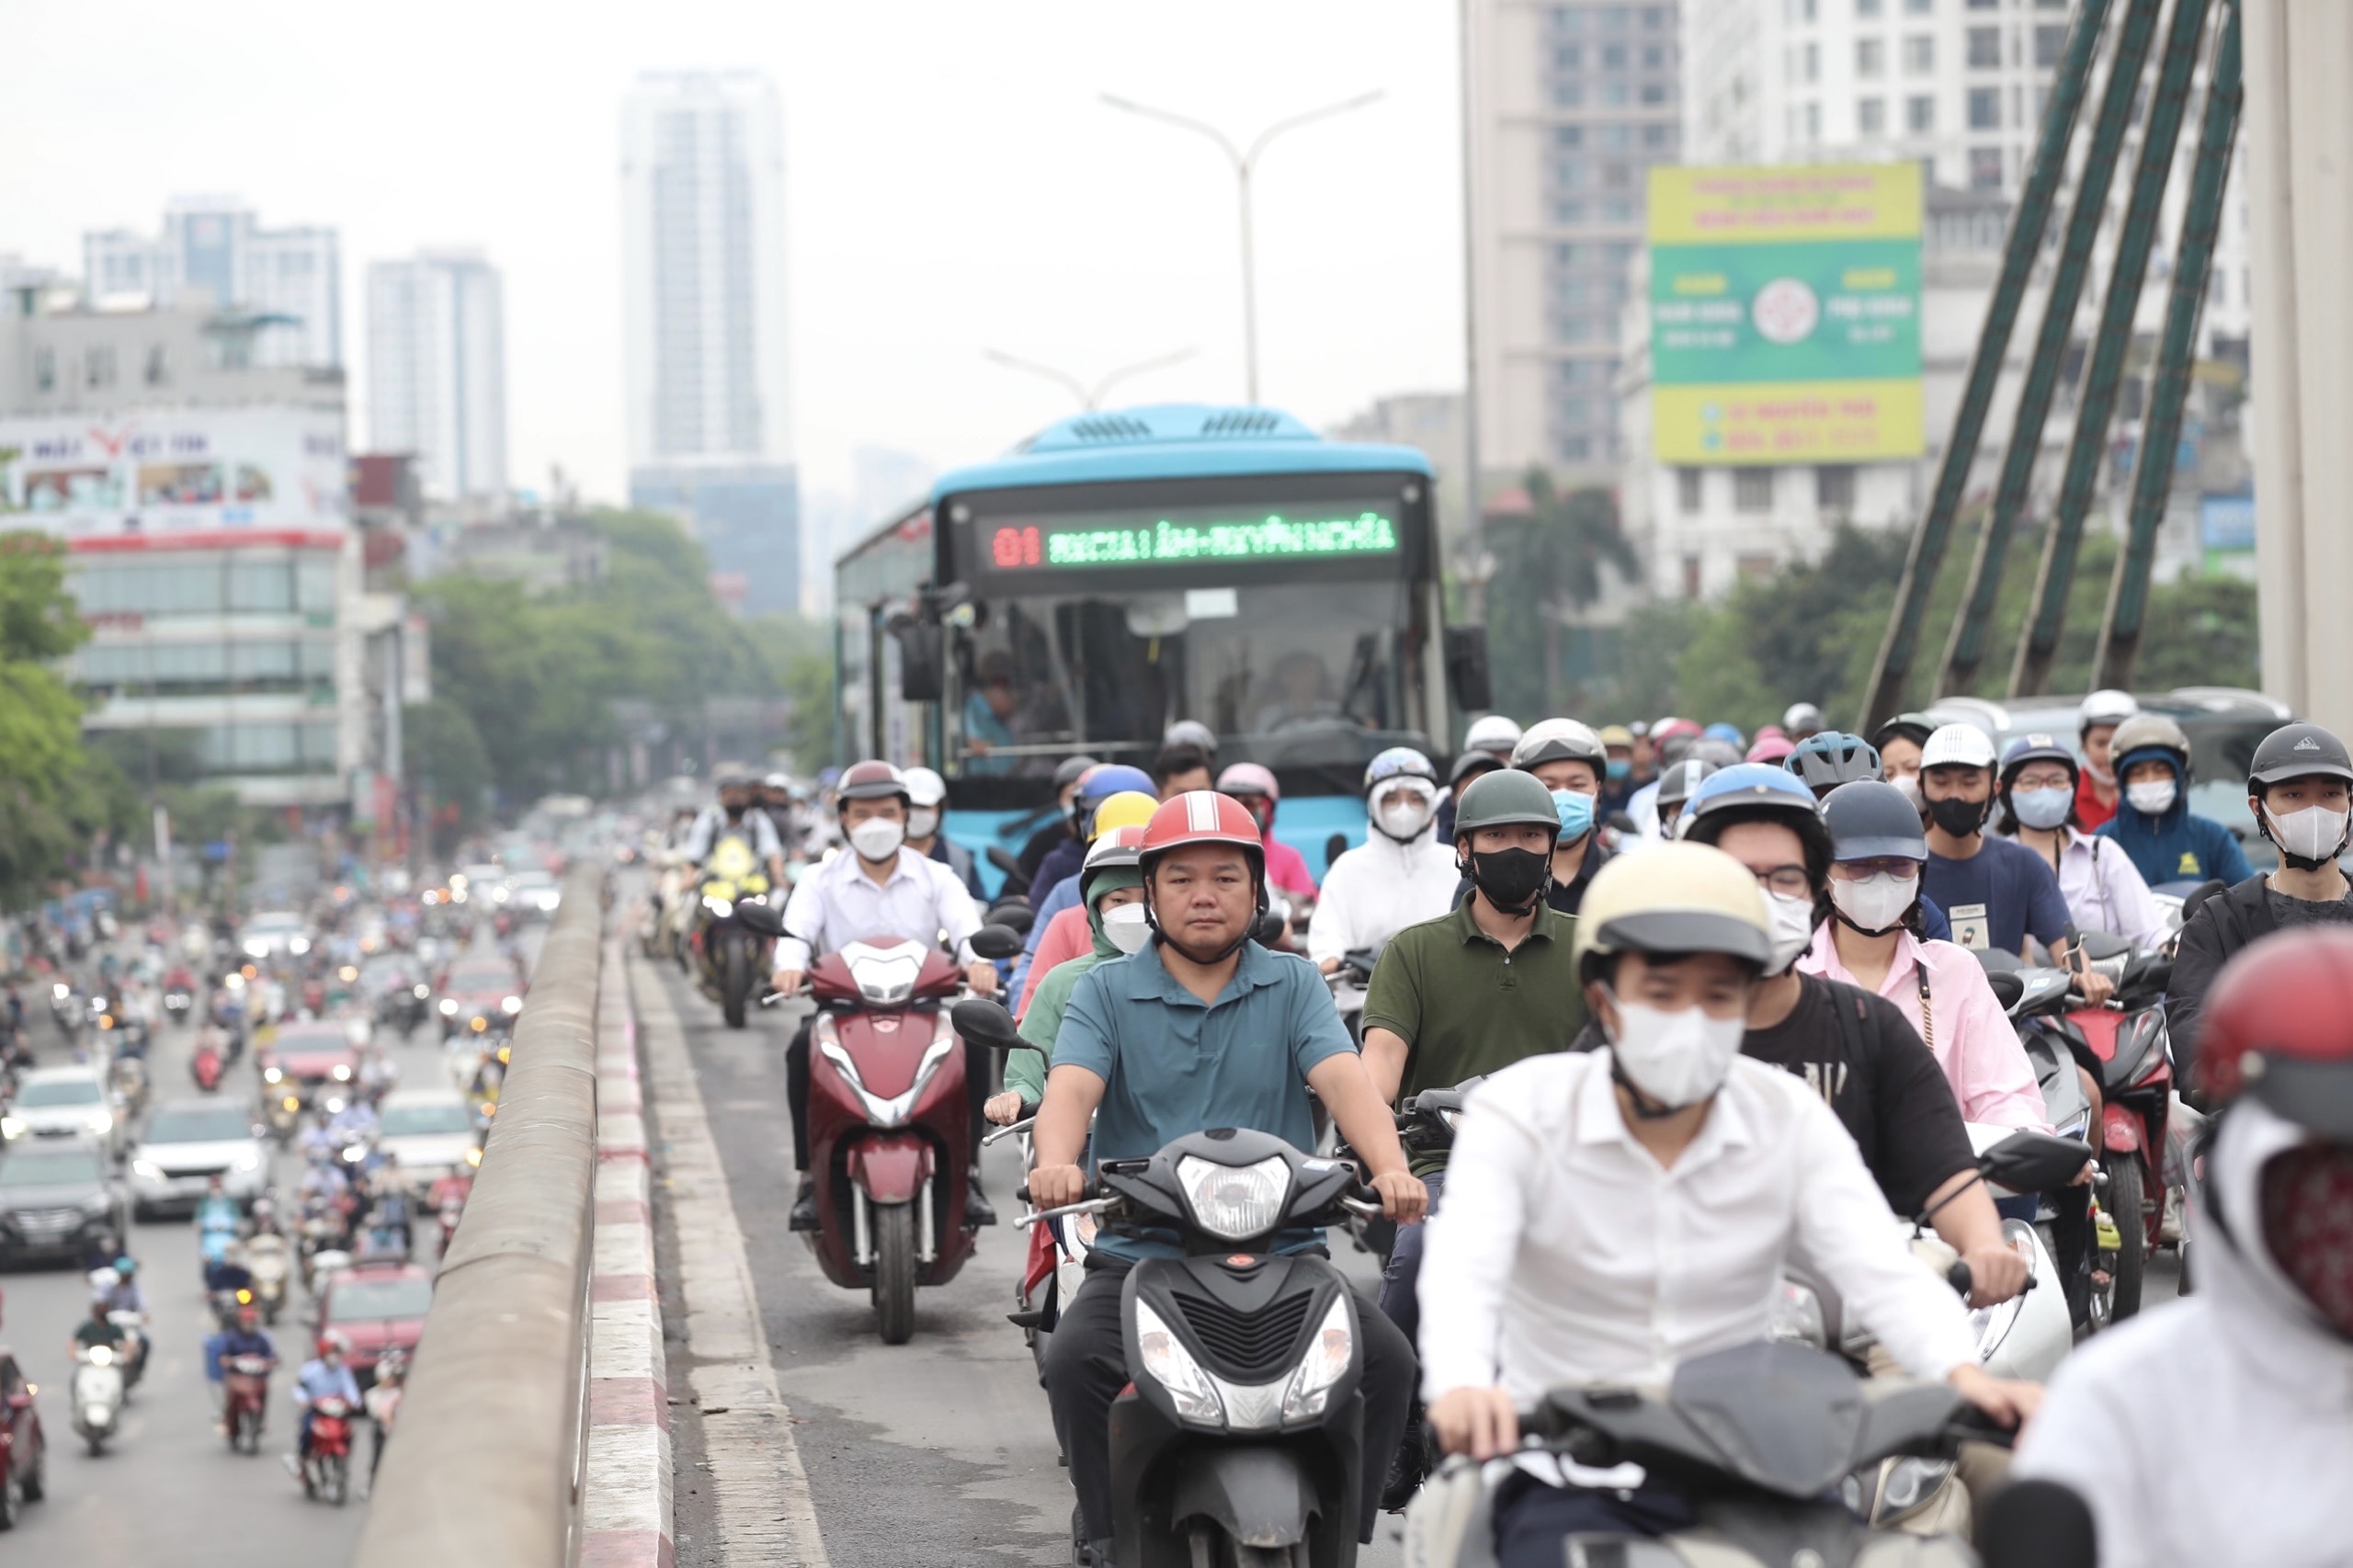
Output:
[1830, 903, 1908, 940]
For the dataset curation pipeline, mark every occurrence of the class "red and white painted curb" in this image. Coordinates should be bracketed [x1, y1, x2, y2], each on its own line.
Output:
[581, 933, 673, 1568]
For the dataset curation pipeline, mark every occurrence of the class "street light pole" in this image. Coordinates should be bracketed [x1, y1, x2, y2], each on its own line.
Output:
[983, 347, 1199, 410]
[1101, 89, 1384, 404]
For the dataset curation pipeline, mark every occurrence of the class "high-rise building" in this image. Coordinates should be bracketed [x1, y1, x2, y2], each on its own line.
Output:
[83, 196, 342, 369]
[1464, 0, 1686, 485]
[366, 251, 509, 501]
[620, 71, 799, 614]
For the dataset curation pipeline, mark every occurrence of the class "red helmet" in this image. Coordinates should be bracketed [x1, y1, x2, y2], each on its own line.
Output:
[1139, 790, 1264, 873]
[835, 759, 910, 808]
[2194, 927, 2353, 1137]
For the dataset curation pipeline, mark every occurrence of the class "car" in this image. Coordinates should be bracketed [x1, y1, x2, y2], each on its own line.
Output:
[316, 1259, 432, 1387]
[453, 864, 507, 907]
[0, 1350, 49, 1526]
[373, 1091, 482, 1186]
[508, 869, 563, 919]
[127, 1099, 267, 1218]
[259, 1020, 363, 1111]
[438, 960, 523, 1042]
[1, 1067, 123, 1158]
[0, 1142, 130, 1267]
[238, 910, 311, 960]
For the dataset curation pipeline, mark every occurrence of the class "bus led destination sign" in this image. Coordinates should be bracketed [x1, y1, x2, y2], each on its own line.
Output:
[990, 509, 1399, 572]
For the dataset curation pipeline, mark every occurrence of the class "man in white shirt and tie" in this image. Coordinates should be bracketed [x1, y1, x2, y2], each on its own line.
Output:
[1417, 844, 2037, 1566]
[770, 760, 1001, 1230]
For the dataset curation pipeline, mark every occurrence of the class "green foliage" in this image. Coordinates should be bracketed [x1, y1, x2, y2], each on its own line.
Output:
[745, 613, 836, 773]
[0, 532, 112, 903]
[1482, 470, 1640, 719]
[404, 699, 494, 855]
[0, 534, 87, 661]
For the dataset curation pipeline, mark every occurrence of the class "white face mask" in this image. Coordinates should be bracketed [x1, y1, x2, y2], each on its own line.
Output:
[1374, 791, 1437, 842]
[2010, 787, 2074, 832]
[906, 807, 940, 839]
[2268, 802, 2351, 864]
[1830, 870, 1916, 935]
[1763, 890, 1818, 975]
[1889, 773, 1923, 811]
[2126, 779, 2177, 817]
[1605, 997, 1746, 1110]
[847, 818, 905, 862]
[1099, 903, 1152, 954]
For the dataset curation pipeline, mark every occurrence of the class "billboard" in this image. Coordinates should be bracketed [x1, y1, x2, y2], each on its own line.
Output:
[1647, 163, 1923, 465]
[0, 406, 348, 541]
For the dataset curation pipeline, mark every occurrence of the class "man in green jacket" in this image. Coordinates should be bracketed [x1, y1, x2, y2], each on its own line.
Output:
[984, 827, 1151, 1120]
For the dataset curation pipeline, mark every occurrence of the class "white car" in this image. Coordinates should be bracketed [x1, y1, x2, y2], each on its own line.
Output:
[3, 1066, 125, 1157]
[240, 910, 311, 960]
[128, 1099, 268, 1217]
[509, 869, 563, 918]
[374, 1090, 481, 1185]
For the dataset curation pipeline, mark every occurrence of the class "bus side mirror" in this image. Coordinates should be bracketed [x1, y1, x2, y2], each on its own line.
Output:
[885, 612, 944, 702]
[1443, 626, 1492, 713]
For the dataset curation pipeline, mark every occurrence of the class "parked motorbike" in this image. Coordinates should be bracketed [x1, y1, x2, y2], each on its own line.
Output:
[223, 1354, 273, 1454]
[1012, 1120, 1387, 1568]
[1404, 1341, 2014, 1568]
[299, 1396, 355, 1504]
[734, 902, 1017, 1344]
[69, 1344, 124, 1456]
[689, 837, 774, 1028]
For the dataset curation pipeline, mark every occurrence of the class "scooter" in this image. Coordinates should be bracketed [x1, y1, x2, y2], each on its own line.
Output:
[108, 1312, 150, 1391]
[733, 902, 1019, 1345]
[247, 1234, 292, 1324]
[1404, 1341, 2014, 1568]
[70, 1343, 124, 1456]
[300, 1396, 355, 1504]
[1010, 1118, 1388, 1568]
[223, 1354, 274, 1454]
[1323, 941, 1386, 1046]
[191, 1039, 225, 1092]
[688, 839, 773, 1028]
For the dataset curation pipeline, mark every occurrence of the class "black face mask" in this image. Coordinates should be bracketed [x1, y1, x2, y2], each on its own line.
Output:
[723, 803, 746, 823]
[1464, 847, 1551, 915]
[1927, 795, 1988, 839]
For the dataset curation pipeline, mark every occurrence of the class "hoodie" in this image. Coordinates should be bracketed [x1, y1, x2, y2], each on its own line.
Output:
[2091, 758, 2253, 890]
[1306, 822, 1461, 970]
[1003, 864, 1143, 1107]
[2016, 1100, 2353, 1567]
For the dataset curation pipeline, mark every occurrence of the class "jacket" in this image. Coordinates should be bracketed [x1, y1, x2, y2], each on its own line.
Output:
[1305, 828, 1461, 967]
[2094, 796, 2252, 891]
[1002, 874, 1138, 1107]
[2165, 873, 2275, 1087]
[2016, 1099, 2353, 1567]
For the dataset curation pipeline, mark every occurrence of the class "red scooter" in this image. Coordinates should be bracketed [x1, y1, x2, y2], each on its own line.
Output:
[223, 1353, 274, 1453]
[739, 905, 1019, 1344]
[192, 1038, 225, 1092]
[300, 1395, 355, 1504]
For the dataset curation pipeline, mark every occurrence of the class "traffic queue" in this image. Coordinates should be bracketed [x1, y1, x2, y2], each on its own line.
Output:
[665, 693, 2353, 1568]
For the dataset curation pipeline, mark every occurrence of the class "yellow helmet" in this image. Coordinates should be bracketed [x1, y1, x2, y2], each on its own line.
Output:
[1571, 841, 1774, 983]
[1087, 790, 1159, 842]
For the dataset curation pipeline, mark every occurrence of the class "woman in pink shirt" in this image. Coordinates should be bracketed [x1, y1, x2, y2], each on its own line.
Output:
[1798, 781, 2051, 1131]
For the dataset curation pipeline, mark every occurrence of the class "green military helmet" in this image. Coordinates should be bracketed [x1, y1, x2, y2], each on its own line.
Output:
[1451, 767, 1563, 839]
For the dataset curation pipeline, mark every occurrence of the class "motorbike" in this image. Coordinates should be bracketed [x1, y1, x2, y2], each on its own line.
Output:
[300, 1395, 355, 1504]
[163, 987, 194, 1027]
[50, 982, 82, 1041]
[191, 1039, 225, 1092]
[688, 837, 774, 1028]
[1011, 1119, 1387, 1568]
[223, 1354, 273, 1454]
[733, 902, 1017, 1345]
[247, 1234, 292, 1324]
[108, 1311, 150, 1391]
[265, 1090, 301, 1144]
[1404, 1341, 2014, 1568]
[1323, 942, 1387, 1046]
[70, 1343, 124, 1456]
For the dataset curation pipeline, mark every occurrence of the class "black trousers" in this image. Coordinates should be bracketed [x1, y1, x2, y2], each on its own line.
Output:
[1373, 1169, 1446, 1346]
[785, 1014, 993, 1176]
[1491, 1471, 1695, 1568]
[1042, 1257, 1416, 1546]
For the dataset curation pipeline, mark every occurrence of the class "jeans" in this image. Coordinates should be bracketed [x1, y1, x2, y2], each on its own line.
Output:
[1492, 1471, 1696, 1568]
[1375, 1169, 1445, 1346]
[788, 1012, 994, 1176]
[1042, 1256, 1417, 1546]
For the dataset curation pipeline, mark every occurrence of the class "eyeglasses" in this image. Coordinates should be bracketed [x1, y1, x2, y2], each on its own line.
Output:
[1749, 867, 1814, 898]
[2011, 771, 2074, 792]
[1832, 858, 1922, 881]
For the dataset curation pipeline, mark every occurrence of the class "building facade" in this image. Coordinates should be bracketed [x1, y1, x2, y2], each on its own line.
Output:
[1465, 0, 1686, 485]
[620, 71, 799, 612]
[366, 251, 509, 501]
[83, 197, 343, 369]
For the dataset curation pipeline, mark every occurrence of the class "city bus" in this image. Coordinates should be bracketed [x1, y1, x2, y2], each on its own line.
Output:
[832, 403, 1485, 891]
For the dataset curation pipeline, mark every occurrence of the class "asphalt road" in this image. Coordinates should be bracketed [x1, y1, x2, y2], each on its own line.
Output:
[0, 923, 544, 1562]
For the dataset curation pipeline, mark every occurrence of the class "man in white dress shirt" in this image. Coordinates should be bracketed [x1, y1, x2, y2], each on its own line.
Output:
[770, 760, 1001, 1230]
[1417, 844, 2037, 1566]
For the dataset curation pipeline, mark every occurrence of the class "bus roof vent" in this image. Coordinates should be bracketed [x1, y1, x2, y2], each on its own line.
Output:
[1023, 403, 1320, 453]
[1199, 409, 1284, 437]
[1061, 414, 1156, 444]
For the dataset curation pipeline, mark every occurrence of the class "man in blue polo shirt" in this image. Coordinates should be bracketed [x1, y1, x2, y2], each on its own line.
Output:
[1030, 790, 1425, 1562]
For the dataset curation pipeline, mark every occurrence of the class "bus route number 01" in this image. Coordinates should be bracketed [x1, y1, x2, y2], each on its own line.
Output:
[991, 526, 1042, 569]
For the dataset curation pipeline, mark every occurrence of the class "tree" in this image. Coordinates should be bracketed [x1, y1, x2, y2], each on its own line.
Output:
[0, 533, 111, 903]
[404, 699, 493, 856]
[1483, 470, 1640, 719]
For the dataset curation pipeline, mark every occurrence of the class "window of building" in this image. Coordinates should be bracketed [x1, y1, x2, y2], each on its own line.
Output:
[1733, 469, 1776, 513]
[85, 346, 118, 389]
[31, 346, 54, 392]
[1556, 125, 1584, 148]
[1904, 34, 1936, 73]
[1857, 0, 1882, 13]
[1552, 6, 1585, 29]
[1682, 555, 1704, 598]
[1968, 26, 2001, 67]
[1643, 123, 1672, 148]
[1969, 87, 2001, 129]
[143, 345, 170, 387]
[1737, 553, 1779, 580]
[1602, 162, 1631, 188]
[1600, 123, 1632, 148]
[1560, 436, 1593, 461]
[1554, 83, 1585, 108]
[1677, 468, 1704, 514]
[1803, 41, 1820, 81]
[1815, 465, 1857, 510]
[1643, 5, 1668, 28]
[1601, 198, 1639, 222]
[1967, 0, 1998, 7]
[1557, 162, 1587, 188]
[1907, 94, 1936, 132]
[2034, 24, 2068, 65]
[1602, 80, 1631, 106]
[1904, 0, 1934, 12]
[1601, 4, 1631, 27]
[1971, 146, 2006, 189]
[1858, 37, 1885, 76]
[1640, 81, 1667, 104]
[1859, 97, 1887, 133]
[1557, 44, 1584, 67]
[1642, 45, 1665, 68]
[1602, 43, 1628, 68]
[1555, 200, 1588, 224]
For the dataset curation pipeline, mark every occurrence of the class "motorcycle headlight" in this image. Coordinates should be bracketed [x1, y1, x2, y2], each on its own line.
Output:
[1132, 1300, 1223, 1424]
[1875, 1456, 1956, 1522]
[86, 1345, 114, 1367]
[1967, 1223, 2040, 1359]
[703, 894, 733, 918]
[465, 1146, 483, 1168]
[244, 940, 270, 958]
[2, 1117, 25, 1140]
[438, 999, 459, 1016]
[1279, 1295, 1355, 1422]
[290, 937, 311, 955]
[1438, 1108, 1461, 1133]
[324, 1096, 347, 1114]
[332, 1064, 353, 1082]
[131, 1159, 163, 1179]
[282, 1096, 301, 1113]
[500, 995, 523, 1016]
[1175, 1153, 1290, 1243]
[234, 1152, 262, 1173]
[85, 1111, 113, 1134]
[264, 1067, 284, 1084]
[413, 984, 431, 999]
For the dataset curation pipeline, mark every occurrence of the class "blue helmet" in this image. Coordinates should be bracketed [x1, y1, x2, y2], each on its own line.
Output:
[1702, 721, 1747, 748]
[1681, 763, 1823, 833]
[1363, 746, 1438, 794]
[1074, 764, 1156, 835]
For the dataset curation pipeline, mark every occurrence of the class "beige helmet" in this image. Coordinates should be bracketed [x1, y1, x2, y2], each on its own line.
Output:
[1571, 842, 1776, 983]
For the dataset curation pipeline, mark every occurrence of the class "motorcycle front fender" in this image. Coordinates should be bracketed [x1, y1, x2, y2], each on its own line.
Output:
[1165, 1444, 1320, 1551]
[845, 1133, 932, 1205]
[2100, 1103, 2143, 1155]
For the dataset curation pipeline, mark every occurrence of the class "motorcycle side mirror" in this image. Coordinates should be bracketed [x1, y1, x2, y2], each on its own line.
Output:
[1982, 970, 2025, 1009]
[949, 999, 1042, 1057]
[983, 901, 1035, 937]
[1606, 811, 1640, 835]
[968, 924, 1024, 961]
[1979, 1130, 2091, 1193]
[1252, 911, 1290, 946]
[732, 899, 785, 937]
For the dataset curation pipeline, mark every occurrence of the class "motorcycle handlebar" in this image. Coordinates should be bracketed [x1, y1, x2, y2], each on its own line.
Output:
[981, 1114, 1037, 1148]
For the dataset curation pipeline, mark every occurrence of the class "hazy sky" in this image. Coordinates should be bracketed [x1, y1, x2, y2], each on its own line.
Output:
[4, 0, 1465, 506]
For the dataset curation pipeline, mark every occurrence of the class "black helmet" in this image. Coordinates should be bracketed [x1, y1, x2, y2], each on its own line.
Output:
[1654, 757, 1718, 813]
[1449, 749, 1506, 787]
[1870, 712, 1937, 753]
[1786, 732, 1881, 795]
[2248, 722, 2353, 791]
[1451, 769, 1562, 838]
[1821, 779, 1931, 863]
[1051, 754, 1102, 791]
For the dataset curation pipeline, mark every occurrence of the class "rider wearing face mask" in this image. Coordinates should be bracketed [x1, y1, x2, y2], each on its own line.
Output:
[985, 828, 1148, 1124]
[1995, 734, 2167, 947]
[770, 760, 1002, 1231]
[1308, 748, 1461, 981]
[2092, 711, 2255, 892]
[1596, 724, 1640, 814]
[1420, 845, 2034, 1562]
[2167, 722, 2353, 1088]
[1010, 791, 1160, 1017]
[682, 770, 788, 886]
[900, 767, 983, 898]
[1869, 712, 1938, 815]
[1494, 719, 1613, 914]
[2018, 927, 2353, 1568]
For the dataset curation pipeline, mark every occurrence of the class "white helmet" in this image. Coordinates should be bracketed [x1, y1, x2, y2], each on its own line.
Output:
[1510, 719, 1608, 771]
[1463, 714, 1524, 756]
[1919, 722, 1998, 771]
[902, 767, 949, 809]
[2079, 688, 2140, 732]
